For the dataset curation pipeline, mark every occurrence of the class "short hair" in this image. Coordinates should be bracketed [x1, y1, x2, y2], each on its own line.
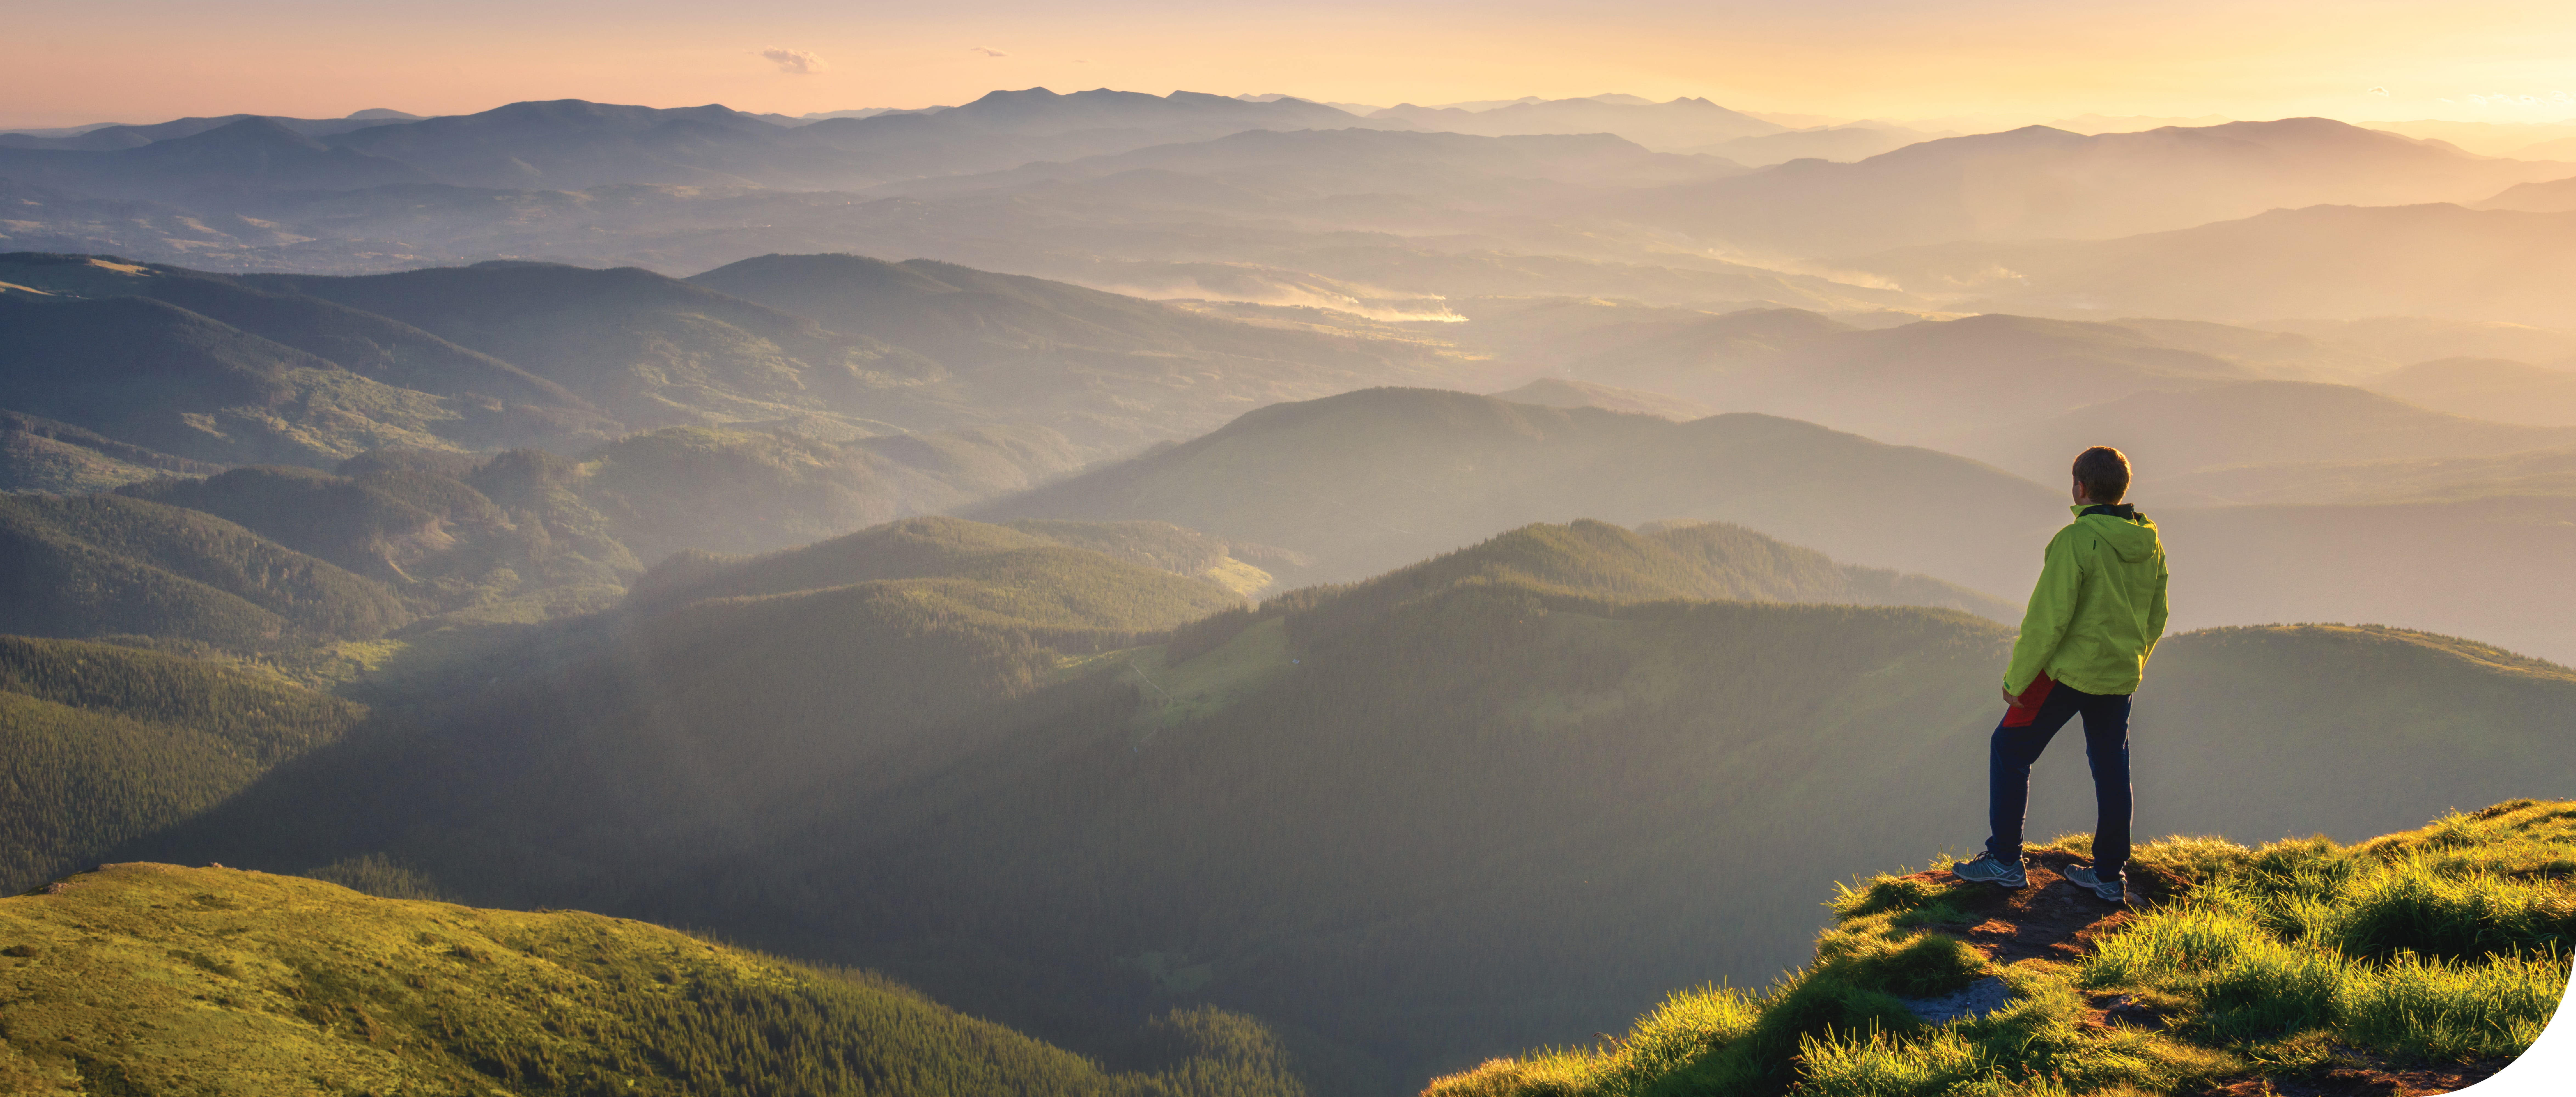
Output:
[2073, 446, 2131, 504]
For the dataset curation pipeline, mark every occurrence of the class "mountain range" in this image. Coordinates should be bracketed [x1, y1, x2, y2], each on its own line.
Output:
[7, 81, 2574, 1094]
[16, 95, 2575, 332]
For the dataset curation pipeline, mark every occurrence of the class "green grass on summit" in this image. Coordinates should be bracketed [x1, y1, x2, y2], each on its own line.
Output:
[1431, 800, 2573, 1096]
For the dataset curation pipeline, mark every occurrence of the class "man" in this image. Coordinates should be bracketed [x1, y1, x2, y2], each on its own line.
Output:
[1952, 446, 2169, 903]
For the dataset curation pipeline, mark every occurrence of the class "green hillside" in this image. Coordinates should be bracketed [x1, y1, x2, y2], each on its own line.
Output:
[120, 460, 639, 608]
[0, 409, 223, 494]
[971, 387, 2063, 597]
[0, 252, 599, 437]
[1432, 800, 2574, 1096]
[0, 493, 409, 645]
[577, 424, 1083, 560]
[0, 292, 465, 467]
[1962, 379, 2576, 485]
[241, 261, 946, 435]
[683, 254, 1469, 451]
[0, 863, 1300, 1096]
[0, 637, 366, 893]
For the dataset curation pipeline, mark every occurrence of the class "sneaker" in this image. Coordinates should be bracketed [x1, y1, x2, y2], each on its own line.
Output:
[1952, 851, 2026, 888]
[2066, 865, 2127, 903]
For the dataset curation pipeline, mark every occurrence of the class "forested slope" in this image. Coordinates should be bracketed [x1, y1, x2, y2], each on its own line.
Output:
[0, 493, 408, 645]
[0, 637, 366, 892]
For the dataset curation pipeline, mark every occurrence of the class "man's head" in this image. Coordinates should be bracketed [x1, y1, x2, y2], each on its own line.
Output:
[2072, 446, 2131, 505]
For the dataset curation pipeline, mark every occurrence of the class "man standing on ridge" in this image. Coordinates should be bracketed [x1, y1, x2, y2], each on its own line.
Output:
[1952, 446, 2169, 904]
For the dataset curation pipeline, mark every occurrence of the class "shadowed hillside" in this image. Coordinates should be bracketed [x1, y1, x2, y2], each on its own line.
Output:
[0, 863, 1301, 1095]
[0, 637, 366, 892]
[0, 409, 223, 494]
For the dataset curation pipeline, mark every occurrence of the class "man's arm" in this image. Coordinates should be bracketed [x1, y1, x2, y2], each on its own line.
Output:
[2003, 529, 2080, 695]
[2142, 552, 2171, 661]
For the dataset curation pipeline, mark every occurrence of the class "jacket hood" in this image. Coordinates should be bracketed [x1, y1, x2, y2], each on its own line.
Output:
[2072, 503, 2161, 563]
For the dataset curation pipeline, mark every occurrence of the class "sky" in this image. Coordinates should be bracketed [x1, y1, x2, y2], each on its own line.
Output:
[6, 0, 2576, 131]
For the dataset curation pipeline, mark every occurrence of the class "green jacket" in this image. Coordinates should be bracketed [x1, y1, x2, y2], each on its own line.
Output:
[2003, 504, 2171, 696]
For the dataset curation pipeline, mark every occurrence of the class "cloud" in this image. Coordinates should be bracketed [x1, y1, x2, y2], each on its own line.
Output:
[758, 47, 825, 74]
[969, 46, 1009, 57]
[2368, 86, 2389, 97]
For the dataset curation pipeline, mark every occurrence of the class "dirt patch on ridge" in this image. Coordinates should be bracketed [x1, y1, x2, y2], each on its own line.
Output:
[1900, 848, 2136, 964]
[1901, 850, 2511, 1095]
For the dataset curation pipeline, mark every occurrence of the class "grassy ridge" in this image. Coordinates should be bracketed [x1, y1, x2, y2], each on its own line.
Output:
[0, 637, 366, 892]
[0, 864, 1300, 1096]
[1428, 801, 2574, 1095]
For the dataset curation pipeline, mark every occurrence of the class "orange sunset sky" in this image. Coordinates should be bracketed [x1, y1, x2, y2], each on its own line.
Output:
[4, 0, 2575, 130]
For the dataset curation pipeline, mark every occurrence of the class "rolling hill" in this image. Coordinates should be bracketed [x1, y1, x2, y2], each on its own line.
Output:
[1840, 203, 2576, 328]
[0, 291, 469, 467]
[239, 261, 941, 435]
[0, 863, 1298, 1095]
[0, 409, 223, 494]
[0, 493, 409, 646]
[1561, 310, 2269, 446]
[2368, 357, 2576, 427]
[969, 386, 2065, 597]
[2150, 495, 2576, 665]
[683, 253, 1465, 447]
[1955, 379, 2576, 484]
[5, 250, 1467, 503]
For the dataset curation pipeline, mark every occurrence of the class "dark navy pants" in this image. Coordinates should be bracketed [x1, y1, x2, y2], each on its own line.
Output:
[1986, 673, 2132, 878]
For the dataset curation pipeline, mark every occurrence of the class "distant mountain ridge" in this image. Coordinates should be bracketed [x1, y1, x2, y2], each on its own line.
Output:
[1839, 203, 2576, 328]
[1649, 118, 2574, 255]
